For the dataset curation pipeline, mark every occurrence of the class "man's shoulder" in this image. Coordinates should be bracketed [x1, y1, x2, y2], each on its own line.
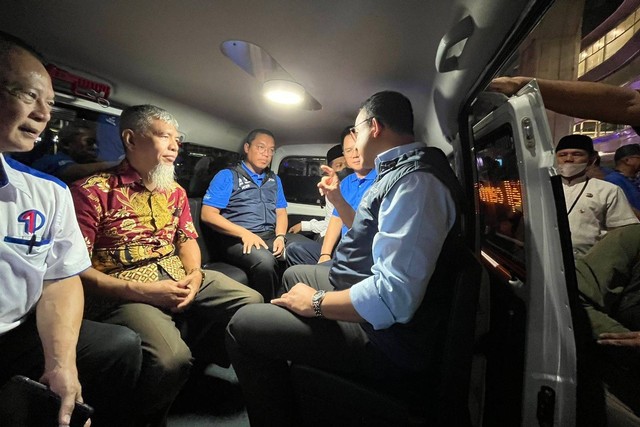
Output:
[5, 156, 67, 191]
[31, 152, 74, 172]
[70, 169, 117, 192]
[592, 176, 626, 192]
[603, 170, 625, 183]
[212, 168, 235, 180]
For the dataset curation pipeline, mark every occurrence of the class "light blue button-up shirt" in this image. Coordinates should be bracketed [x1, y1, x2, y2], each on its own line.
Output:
[349, 142, 457, 329]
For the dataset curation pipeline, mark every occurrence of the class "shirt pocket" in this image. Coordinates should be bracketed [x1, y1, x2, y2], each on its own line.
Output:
[4, 235, 53, 264]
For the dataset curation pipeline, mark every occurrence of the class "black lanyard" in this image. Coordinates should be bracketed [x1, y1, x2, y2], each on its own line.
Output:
[567, 177, 589, 215]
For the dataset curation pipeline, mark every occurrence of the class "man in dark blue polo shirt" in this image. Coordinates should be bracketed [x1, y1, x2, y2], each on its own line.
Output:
[201, 129, 288, 299]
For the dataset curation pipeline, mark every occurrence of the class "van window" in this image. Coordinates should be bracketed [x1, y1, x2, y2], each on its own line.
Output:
[12, 103, 122, 167]
[176, 143, 242, 198]
[475, 123, 525, 274]
[278, 156, 325, 206]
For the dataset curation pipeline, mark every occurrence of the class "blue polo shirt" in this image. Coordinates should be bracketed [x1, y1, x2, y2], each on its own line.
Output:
[203, 161, 287, 209]
[605, 170, 640, 211]
[333, 168, 377, 235]
[31, 152, 76, 177]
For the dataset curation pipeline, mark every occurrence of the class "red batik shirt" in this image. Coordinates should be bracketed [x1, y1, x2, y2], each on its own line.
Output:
[71, 161, 198, 279]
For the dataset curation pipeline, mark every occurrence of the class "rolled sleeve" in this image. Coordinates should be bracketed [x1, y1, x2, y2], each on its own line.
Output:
[349, 173, 456, 330]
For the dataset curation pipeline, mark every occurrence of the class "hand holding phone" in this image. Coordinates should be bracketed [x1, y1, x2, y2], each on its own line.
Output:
[0, 375, 93, 427]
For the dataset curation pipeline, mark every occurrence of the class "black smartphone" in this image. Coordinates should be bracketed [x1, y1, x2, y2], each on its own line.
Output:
[0, 375, 93, 427]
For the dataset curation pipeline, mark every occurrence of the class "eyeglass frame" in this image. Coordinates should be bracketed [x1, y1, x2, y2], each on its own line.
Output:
[1, 84, 55, 111]
[247, 141, 276, 156]
[349, 116, 374, 141]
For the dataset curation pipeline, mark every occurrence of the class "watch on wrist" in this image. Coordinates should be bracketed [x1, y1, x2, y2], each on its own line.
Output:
[276, 234, 287, 244]
[312, 290, 327, 318]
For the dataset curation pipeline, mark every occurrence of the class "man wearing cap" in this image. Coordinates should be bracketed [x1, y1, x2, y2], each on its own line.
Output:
[287, 143, 348, 238]
[604, 144, 640, 214]
[555, 134, 638, 257]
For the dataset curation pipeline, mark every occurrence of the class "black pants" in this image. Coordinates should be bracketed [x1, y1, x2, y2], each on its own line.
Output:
[225, 264, 411, 426]
[0, 314, 142, 426]
[219, 231, 309, 300]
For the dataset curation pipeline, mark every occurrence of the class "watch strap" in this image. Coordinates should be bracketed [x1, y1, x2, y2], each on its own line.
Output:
[312, 290, 326, 318]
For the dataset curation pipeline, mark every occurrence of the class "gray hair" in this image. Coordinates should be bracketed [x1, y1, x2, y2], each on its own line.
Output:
[119, 104, 179, 134]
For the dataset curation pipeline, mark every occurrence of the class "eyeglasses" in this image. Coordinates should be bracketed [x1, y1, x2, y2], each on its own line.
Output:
[349, 117, 374, 141]
[253, 143, 275, 156]
[2, 85, 55, 111]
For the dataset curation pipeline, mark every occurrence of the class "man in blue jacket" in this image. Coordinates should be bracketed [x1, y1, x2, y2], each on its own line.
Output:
[201, 129, 288, 300]
[605, 144, 640, 217]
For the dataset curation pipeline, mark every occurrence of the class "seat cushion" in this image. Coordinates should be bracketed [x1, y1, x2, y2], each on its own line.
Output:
[203, 261, 249, 286]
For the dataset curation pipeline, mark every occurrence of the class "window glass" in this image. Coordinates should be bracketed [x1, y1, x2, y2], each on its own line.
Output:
[278, 156, 325, 205]
[475, 124, 525, 268]
[12, 103, 122, 168]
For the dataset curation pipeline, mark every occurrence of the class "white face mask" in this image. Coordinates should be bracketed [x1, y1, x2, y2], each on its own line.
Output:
[557, 162, 588, 178]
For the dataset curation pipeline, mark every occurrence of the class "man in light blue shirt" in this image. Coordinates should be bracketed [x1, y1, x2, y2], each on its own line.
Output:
[226, 91, 463, 426]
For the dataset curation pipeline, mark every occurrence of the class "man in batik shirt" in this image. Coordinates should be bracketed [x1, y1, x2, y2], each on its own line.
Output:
[71, 104, 262, 427]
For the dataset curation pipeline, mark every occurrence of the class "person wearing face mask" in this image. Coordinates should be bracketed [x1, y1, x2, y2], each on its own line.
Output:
[556, 134, 638, 258]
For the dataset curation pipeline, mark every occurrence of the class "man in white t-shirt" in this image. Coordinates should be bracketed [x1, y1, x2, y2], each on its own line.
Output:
[0, 32, 142, 426]
[555, 134, 638, 257]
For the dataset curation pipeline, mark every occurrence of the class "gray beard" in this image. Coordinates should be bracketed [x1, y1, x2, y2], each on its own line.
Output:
[148, 163, 175, 190]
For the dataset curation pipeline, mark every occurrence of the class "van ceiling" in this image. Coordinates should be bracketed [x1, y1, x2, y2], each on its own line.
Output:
[0, 0, 538, 149]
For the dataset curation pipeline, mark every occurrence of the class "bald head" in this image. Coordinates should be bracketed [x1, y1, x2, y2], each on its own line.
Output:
[0, 33, 54, 152]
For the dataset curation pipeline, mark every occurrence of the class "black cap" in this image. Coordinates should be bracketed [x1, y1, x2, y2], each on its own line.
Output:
[614, 144, 640, 162]
[555, 134, 594, 154]
[326, 144, 343, 166]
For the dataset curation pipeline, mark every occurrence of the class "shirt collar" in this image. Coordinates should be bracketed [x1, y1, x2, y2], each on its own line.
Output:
[116, 160, 144, 187]
[0, 153, 32, 197]
[241, 161, 266, 179]
[561, 173, 588, 186]
[375, 142, 426, 173]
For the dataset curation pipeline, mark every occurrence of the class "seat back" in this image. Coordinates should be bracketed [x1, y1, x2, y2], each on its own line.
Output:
[187, 197, 248, 285]
[435, 242, 482, 426]
[188, 197, 213, 264]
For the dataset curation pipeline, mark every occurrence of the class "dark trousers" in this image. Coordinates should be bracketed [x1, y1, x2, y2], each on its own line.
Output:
[0, 315, 142, 427]
[219, 231, 282, 300]
[285, 236, 322, 267]
[88, 270, 262, 426]
[226, 264, 410, 427]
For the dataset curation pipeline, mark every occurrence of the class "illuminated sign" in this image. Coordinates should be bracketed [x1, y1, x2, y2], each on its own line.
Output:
[477, 180, 522, 213]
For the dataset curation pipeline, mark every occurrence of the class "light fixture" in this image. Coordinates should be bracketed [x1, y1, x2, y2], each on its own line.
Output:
[263, 79, 305, 105]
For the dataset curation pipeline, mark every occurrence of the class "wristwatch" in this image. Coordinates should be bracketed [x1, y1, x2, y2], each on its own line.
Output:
[275, 234, 287, 244]
[312, 290, 327, 318]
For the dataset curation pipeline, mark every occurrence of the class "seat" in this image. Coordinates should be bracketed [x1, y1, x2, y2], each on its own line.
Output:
[179, 198, 250, 369]
[290, 243, 483, 427]
[188, 197, 248, 285]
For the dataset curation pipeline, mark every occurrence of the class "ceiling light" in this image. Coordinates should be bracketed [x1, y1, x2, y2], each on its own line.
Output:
[263, 79, 305, 105]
